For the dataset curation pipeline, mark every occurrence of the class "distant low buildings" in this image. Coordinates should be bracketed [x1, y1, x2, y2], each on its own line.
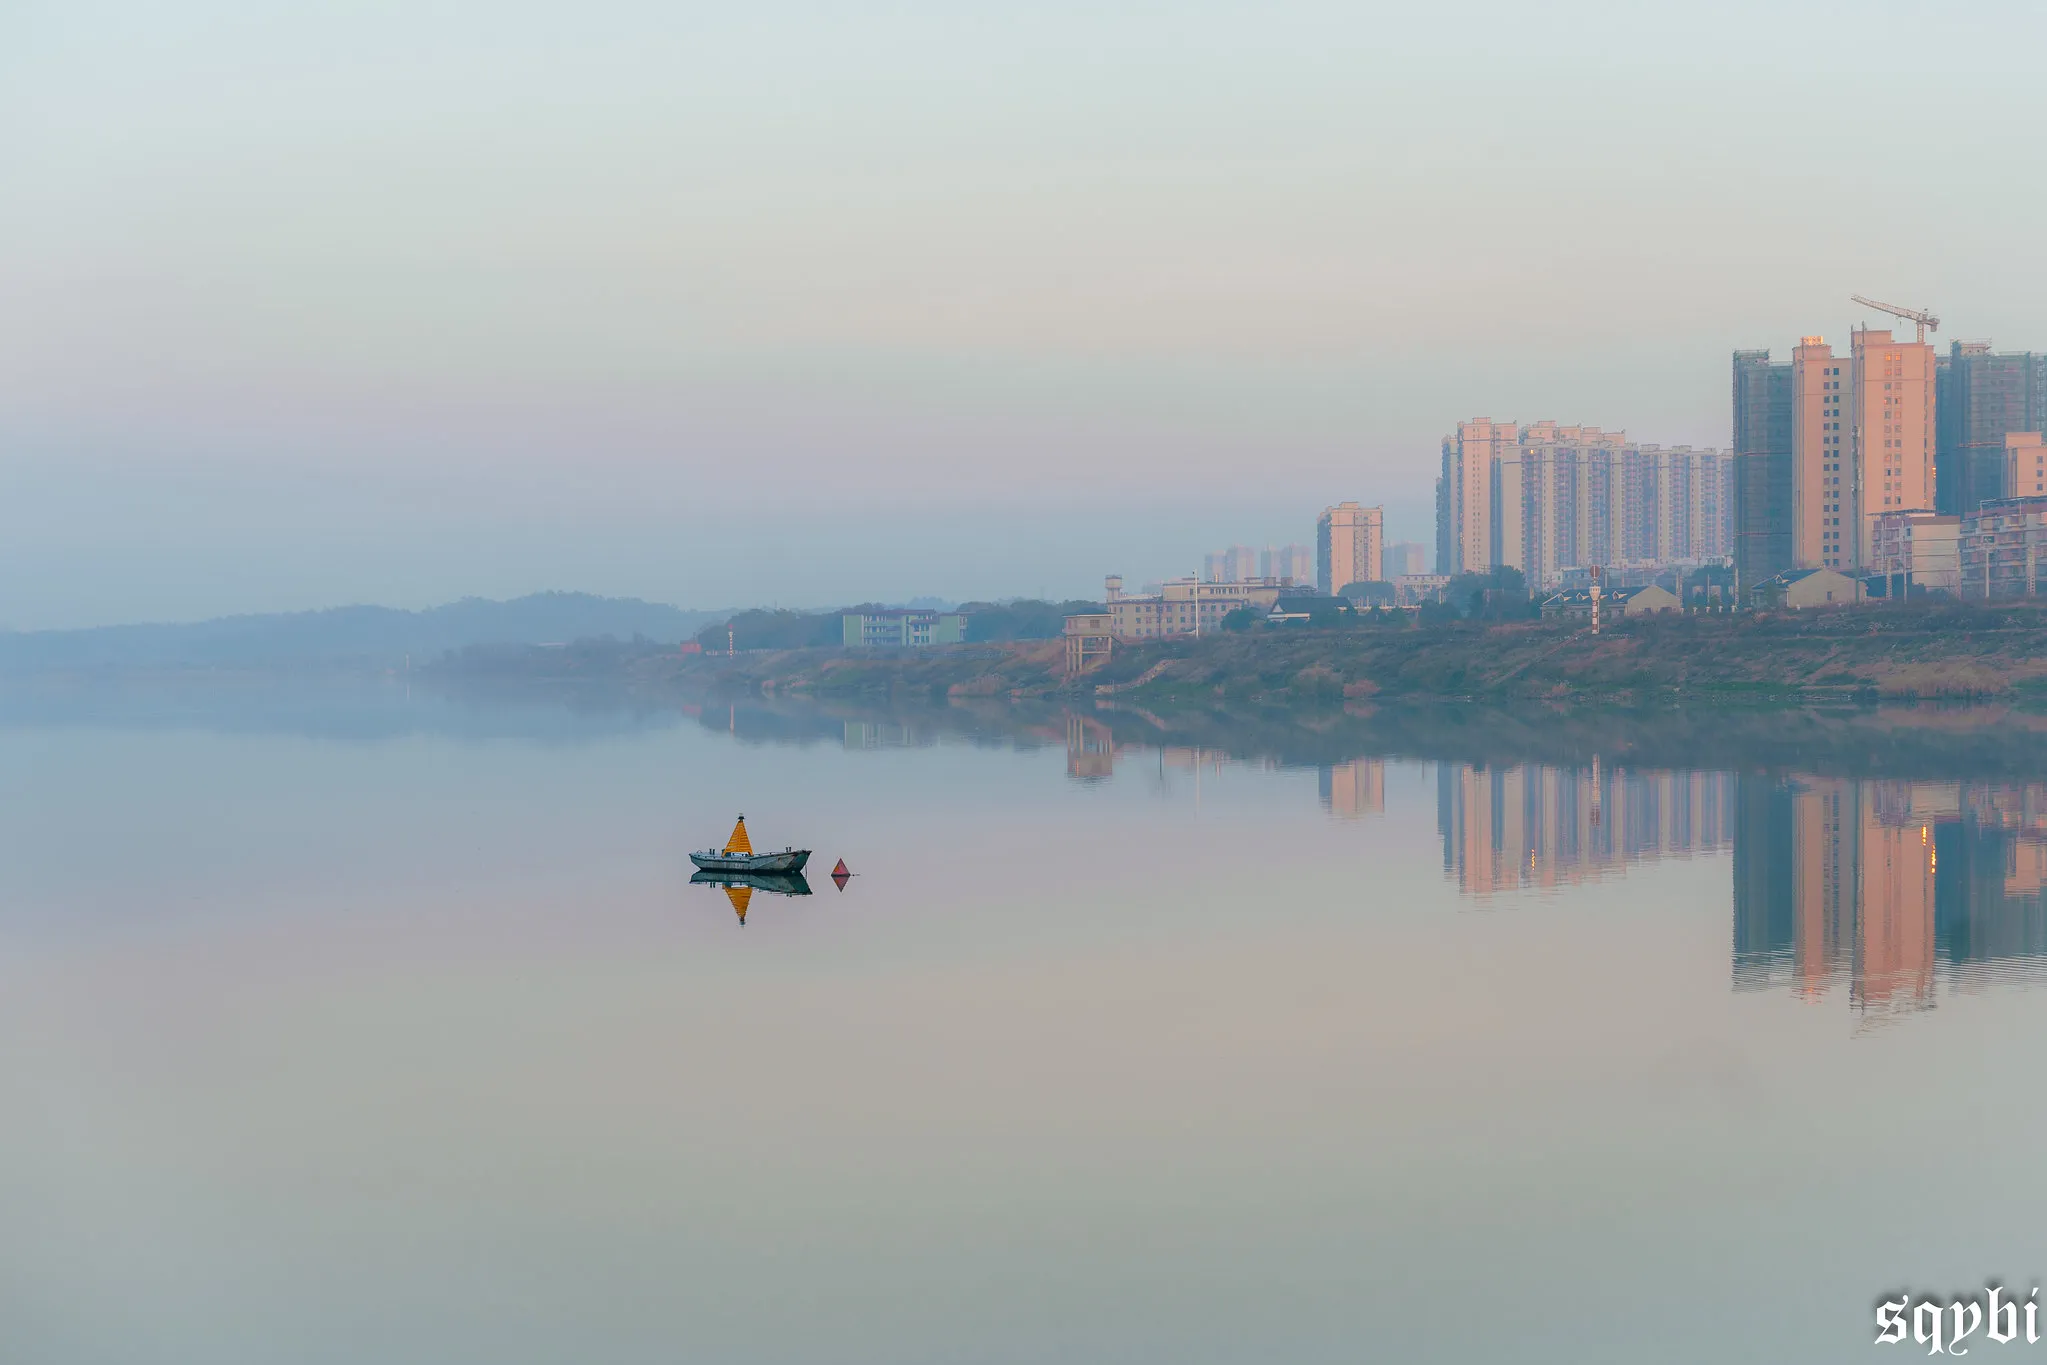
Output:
[841, 610, 967, 647]
[1063, 612, 1114, 675]
[1393, 573, 1450, 605]
[1870, 510, 1961, 595]
[1959, 497, 2047, 598]
[1265, 595, 1354, 625]
[1539, 584, 1680, 620]
[1750, 567, 1864, 610]
[1106, 573, 1285, 639]
[2009, 432, 2047, 500]
[1062, 574, 1293, 673]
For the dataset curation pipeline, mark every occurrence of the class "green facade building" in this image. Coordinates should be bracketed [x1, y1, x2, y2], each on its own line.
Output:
[841, 610, 967, 648]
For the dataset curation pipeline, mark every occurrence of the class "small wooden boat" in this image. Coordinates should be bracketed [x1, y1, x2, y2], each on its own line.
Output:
[689, 815, 811, 874]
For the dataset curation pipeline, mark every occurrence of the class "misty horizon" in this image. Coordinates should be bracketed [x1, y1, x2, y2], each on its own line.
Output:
[8, 1, 2046, 624]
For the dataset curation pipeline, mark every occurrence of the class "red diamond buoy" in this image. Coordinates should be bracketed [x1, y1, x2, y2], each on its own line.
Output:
[831, 857, 851, 891]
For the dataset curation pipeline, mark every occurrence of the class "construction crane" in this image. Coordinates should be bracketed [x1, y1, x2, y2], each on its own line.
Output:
[1850, 294, 1940, 344]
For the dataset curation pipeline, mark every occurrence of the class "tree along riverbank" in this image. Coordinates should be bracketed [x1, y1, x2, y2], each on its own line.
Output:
[634, 600, 2047, 707]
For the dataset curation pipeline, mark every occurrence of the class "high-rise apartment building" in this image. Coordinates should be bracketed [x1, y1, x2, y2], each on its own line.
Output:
[1518, 423, 1622, 585]
[1202, 545, 1264, 582]
[1316, 501, 1384, 594]
[1857, 329, 1937, 558]
[1657, 443, 1733, 564]
[1385, 541, 1429, 578]
[1261, 543, 1314, 584]
[1442, 420, 1732, 589]
[1938, 342, 2047, 517]
[1434, 472, 1452, 573]
[1792, 337, 1849, 570]
[1790, 329, 1936, 571]
[1733, 349, 1795, 589]
[1439, 421, 1519, 575]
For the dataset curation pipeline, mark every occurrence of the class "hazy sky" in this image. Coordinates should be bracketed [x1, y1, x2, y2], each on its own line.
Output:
[6, 0, 2047, 626]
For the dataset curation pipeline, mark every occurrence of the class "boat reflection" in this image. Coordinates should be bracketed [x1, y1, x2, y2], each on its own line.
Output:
[688, 868, 812, 926]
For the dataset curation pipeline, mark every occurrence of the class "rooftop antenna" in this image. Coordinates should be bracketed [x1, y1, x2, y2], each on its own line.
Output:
[1849, 294, 1940, 345]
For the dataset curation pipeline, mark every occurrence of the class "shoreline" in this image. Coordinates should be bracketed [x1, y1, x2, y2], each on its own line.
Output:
[641, 601, 2047, 709]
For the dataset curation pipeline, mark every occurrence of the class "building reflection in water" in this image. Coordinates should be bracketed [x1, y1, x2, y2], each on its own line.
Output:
[844, 721, 933, 751]
[1436, 761, 1734, 898]
[1063, 715, 1247, 790]
[1733, 776, 2047, 1022]
[1434, 763, 2047, 1020]
[1052, 720, 2047, 1025]
[1320, 759, 1385, 818]
[1066, 715, 1117, 781]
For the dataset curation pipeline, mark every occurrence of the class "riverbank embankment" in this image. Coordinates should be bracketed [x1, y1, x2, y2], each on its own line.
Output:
[645, 602, 2047, 707]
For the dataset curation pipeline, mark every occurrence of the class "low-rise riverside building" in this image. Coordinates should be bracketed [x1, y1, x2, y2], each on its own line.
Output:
[841, 610, 968, 647]
[1265, 595, 1355, 625]
[1749, 566, 1865, 610]
[1395, 573, 1450, 604]
[1063, 574, 1294, 674]
[2009, 432, 2047, 500]
[1538, 584, 1680, 621]
[1556, 558, 1731, 593]
[1063, 613, 1114, 675]
[1869, 510, 1961, 595]
[1959, 497, 2047, 599]
[1105, 574, 1286, 640]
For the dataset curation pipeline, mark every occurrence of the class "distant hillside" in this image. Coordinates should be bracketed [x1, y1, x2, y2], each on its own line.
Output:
[0, 593, 724, 675]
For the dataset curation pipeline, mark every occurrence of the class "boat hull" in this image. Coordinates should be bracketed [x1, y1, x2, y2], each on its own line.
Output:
[690, 849, 811, 874]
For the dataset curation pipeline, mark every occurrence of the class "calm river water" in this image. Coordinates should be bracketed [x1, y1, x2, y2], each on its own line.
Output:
[5, 685, 2046, 1362]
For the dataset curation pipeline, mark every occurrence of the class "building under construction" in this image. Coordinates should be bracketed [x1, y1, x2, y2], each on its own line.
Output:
[1938, 342, 2047, 518]
[1731, 349, 1794, 588]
